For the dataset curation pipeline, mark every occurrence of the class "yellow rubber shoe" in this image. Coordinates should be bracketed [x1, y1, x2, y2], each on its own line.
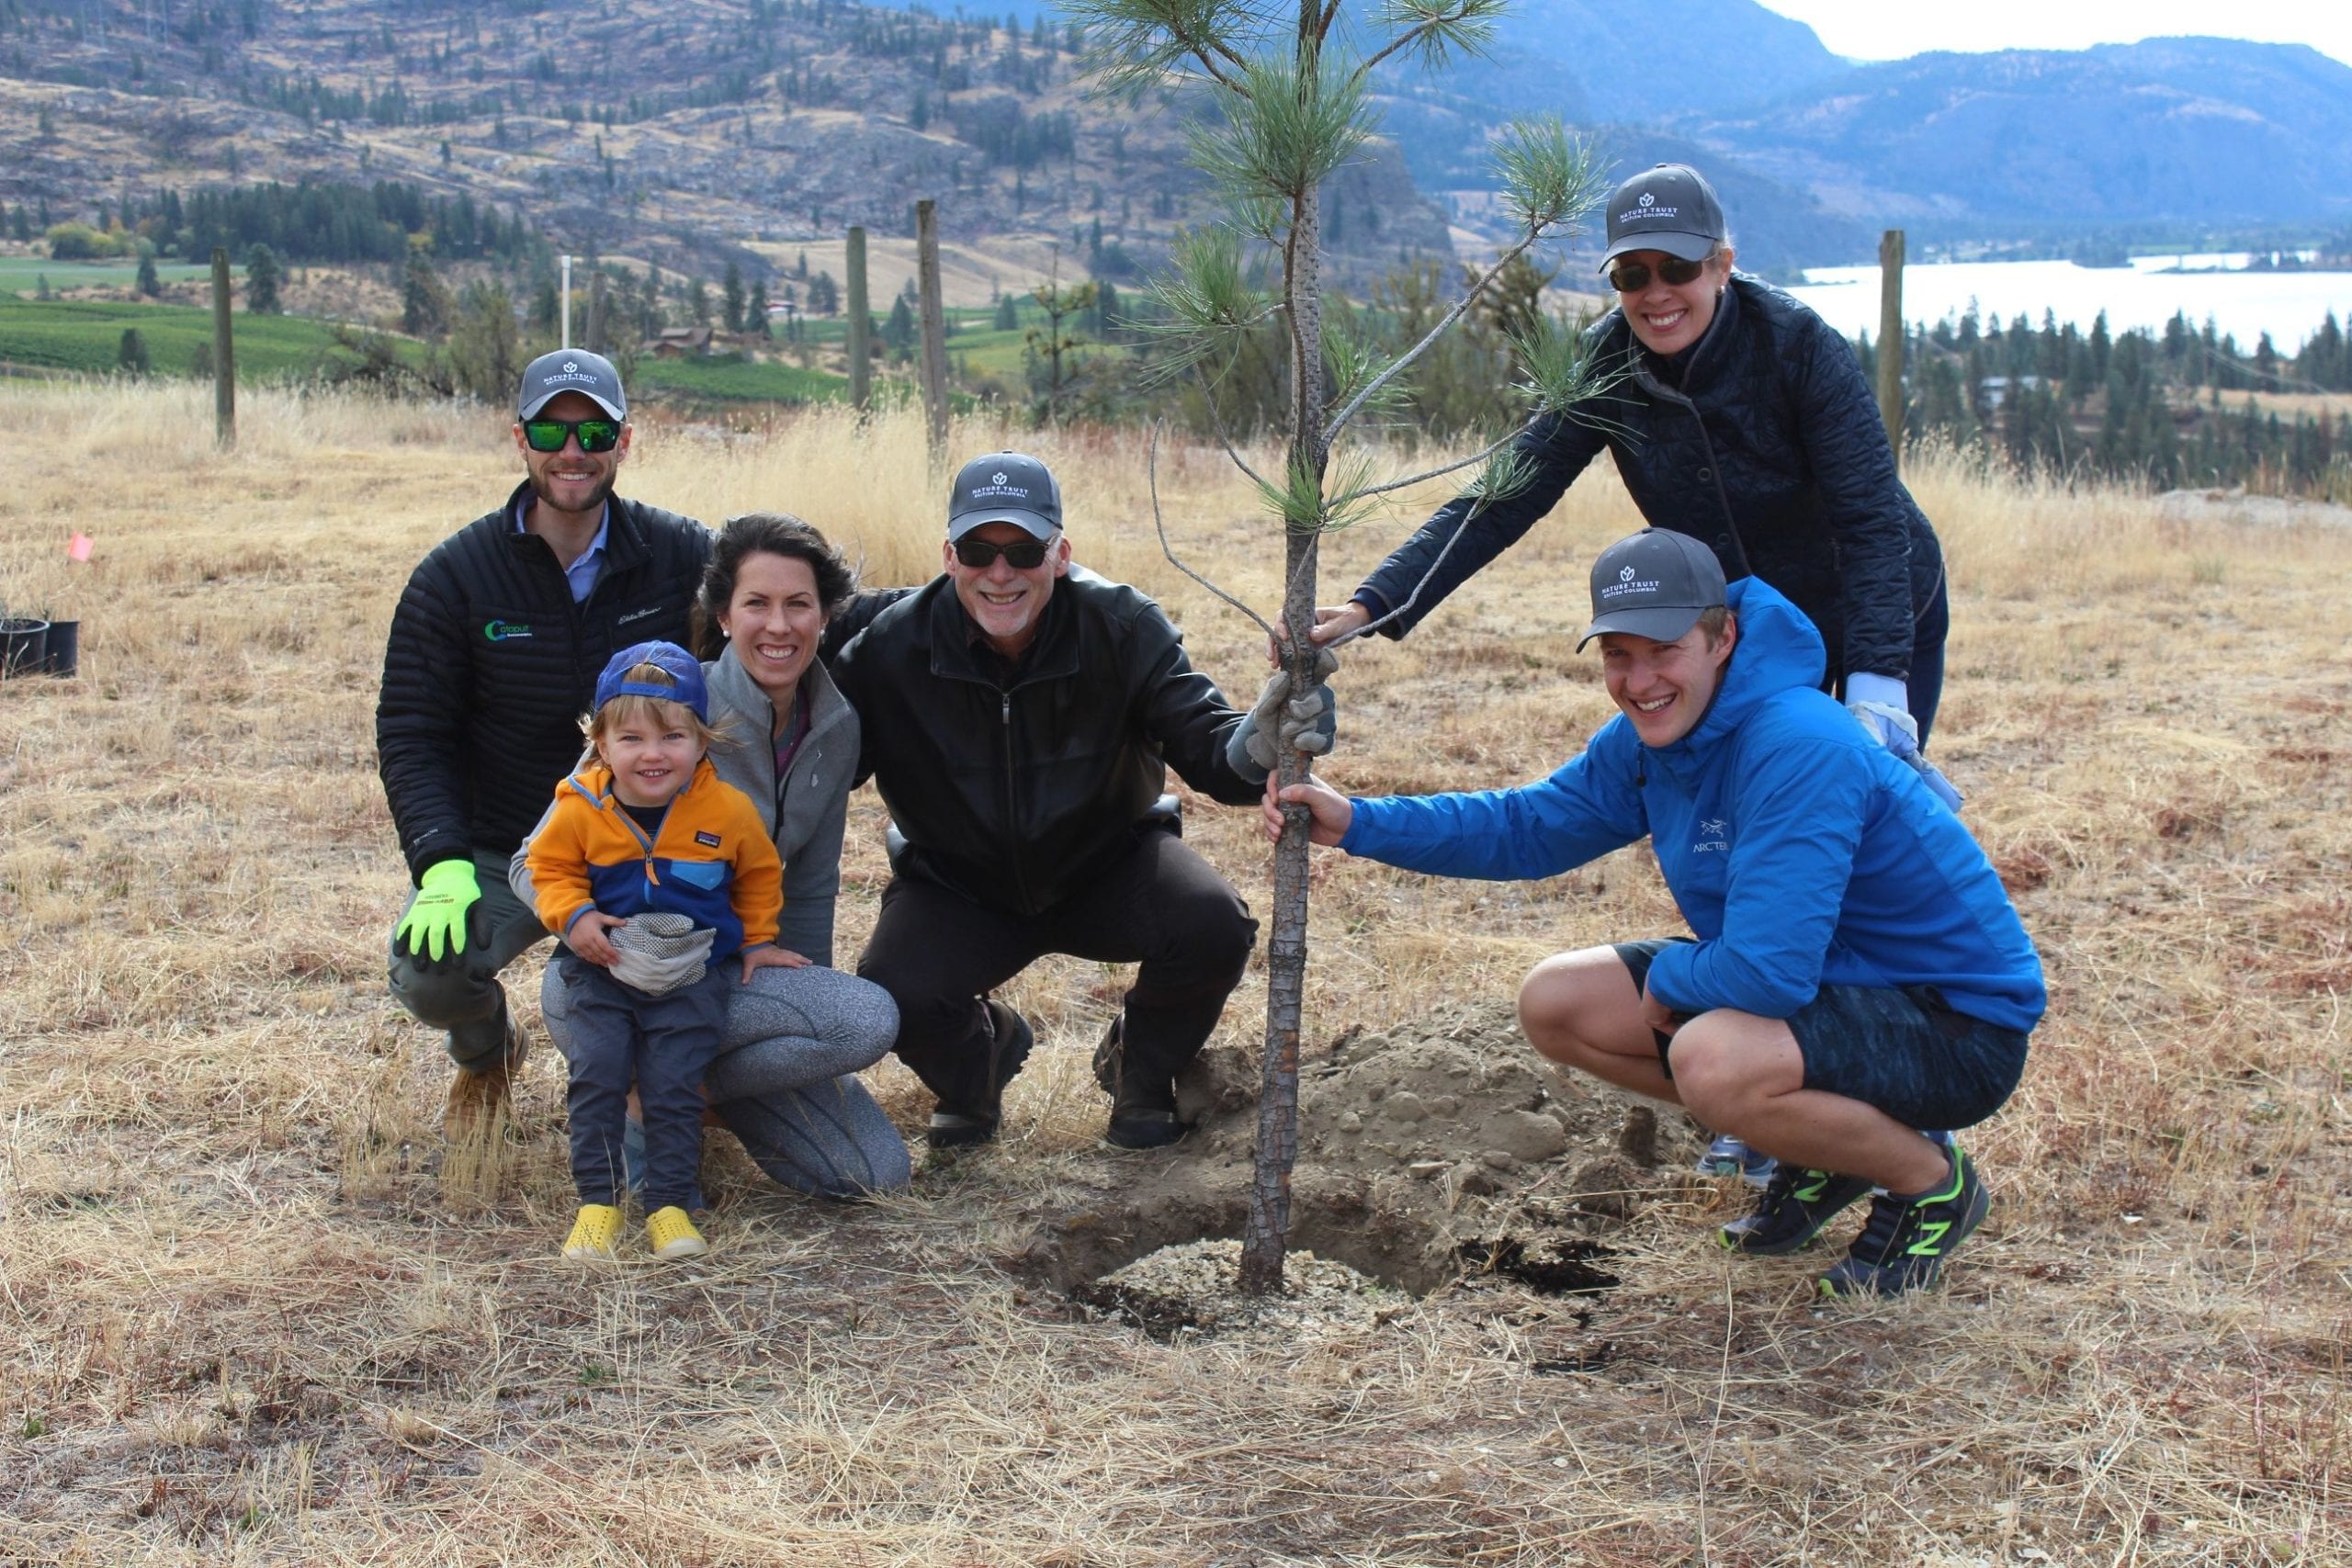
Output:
[646, 1205, 707, 1261]
[561, 1203, 624, 1261]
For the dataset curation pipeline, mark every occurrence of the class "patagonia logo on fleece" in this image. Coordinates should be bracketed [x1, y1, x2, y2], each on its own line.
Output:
[695, 830, 721, 848]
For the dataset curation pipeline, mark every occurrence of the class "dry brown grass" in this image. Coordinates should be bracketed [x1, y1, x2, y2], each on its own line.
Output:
[1, 379, 2347, 1564]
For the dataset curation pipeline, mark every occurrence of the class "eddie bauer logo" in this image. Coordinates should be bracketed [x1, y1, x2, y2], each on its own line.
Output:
[618, 605, 662, 625]
[483, 620, 534, 641]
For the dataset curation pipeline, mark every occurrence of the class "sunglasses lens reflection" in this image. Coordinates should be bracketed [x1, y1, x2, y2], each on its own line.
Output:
[955, 538, 1047, 570]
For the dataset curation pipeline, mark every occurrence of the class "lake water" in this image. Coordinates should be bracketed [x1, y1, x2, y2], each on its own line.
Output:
[1787, 254, 2352, 354]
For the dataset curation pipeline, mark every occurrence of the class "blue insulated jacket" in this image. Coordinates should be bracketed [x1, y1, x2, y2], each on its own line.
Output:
[1338, 580, 2043, 1032]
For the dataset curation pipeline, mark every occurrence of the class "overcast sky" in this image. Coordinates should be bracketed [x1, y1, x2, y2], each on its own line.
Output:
[1760, 3, 2352, 71]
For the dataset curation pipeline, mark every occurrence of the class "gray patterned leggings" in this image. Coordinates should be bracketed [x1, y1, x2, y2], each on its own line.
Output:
[540, 960, 910, 1199]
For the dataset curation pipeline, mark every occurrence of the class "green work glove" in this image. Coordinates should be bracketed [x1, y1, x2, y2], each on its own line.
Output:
[396, 858, 482, 964]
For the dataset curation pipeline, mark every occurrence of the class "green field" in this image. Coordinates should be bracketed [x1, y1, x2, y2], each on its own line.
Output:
[0, 294, 386, 378]
[0, 295, 858, 405]
[628, 351, 845, 405]
[0, 257, 217, 296]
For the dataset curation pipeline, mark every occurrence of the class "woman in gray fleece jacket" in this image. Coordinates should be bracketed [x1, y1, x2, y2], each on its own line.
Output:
[517, 514, 908, 1200]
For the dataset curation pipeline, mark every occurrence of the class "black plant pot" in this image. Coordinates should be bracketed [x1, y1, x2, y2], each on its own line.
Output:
[41, 619, 77, 678]
[0, 616, 48, 679]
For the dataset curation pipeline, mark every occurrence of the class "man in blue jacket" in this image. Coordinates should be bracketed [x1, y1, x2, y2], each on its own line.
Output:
[1269, 529, 2043, 1296]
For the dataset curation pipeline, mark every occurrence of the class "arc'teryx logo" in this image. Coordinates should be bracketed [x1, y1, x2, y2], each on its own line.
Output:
[1692, 818, 1730, 853]
[483, 620, 534, 641]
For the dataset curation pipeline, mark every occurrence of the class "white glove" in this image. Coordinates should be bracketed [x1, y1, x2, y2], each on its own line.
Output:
[1844, 671, 1915, 750]
[1845, 676, 1964, 812]
[608, 911, 715, 996]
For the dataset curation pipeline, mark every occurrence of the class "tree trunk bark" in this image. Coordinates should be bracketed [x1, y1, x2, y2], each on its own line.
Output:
[1238, 85, 1328, 1294]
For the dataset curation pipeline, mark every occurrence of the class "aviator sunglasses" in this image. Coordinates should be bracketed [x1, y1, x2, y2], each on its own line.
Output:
[521, 416, 624, 454]
[1606, 255, 1710, 294]
[952, 536, 1050, 570]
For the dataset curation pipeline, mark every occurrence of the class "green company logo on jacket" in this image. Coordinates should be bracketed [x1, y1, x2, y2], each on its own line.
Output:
[483, 620, 535, 642]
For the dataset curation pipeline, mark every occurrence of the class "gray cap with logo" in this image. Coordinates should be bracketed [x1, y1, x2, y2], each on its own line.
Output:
[1600, 163, 1728, 269]
[516, 349, 628, 422]
[1579, 528, 1727, 649]
[947, 451, 1063, 541]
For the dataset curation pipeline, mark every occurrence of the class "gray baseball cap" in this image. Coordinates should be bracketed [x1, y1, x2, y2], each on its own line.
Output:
[1579, 529, 1726, 649]
[947, 451, 1062, 541]
[1600, 164, 1728, 269]
[517, 349, 627, 422]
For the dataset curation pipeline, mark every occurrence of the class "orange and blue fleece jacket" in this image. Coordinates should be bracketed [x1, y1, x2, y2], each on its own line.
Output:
[526, 757, 783, 960]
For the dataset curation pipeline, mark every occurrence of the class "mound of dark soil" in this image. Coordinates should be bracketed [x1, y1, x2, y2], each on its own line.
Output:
[1014, 1001, 1704, 1319]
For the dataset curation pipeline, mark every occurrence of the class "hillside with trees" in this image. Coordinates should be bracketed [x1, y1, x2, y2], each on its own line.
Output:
[0, 0, 1455, 290]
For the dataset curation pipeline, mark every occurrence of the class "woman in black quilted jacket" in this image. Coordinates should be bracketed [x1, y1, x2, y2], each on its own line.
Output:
[1321, 162, 1951, 749]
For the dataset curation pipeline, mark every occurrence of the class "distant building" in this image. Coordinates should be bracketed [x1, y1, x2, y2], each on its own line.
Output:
[646, 325, 713, 357]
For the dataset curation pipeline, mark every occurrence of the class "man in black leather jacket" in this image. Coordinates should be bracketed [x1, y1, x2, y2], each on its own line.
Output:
[376, 350, 709, 1135]
[1320, 164, 1951, 746]
[831, 452, 1268, 1151]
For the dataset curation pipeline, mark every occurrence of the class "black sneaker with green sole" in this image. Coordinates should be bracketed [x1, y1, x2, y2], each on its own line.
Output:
[1816, 1145, 1990, 1297]
[1719, 1164, 1876, 1256]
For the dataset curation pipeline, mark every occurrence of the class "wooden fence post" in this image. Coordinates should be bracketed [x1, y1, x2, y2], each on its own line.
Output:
[915, 200, 948, 458]
[845, 224, 871, 413]
[209, 246, 235, 451]
[1876, 229, 1905, 470]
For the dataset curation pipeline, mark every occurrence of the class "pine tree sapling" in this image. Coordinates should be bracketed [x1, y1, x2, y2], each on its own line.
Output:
[1070, 0, 1610, 1292]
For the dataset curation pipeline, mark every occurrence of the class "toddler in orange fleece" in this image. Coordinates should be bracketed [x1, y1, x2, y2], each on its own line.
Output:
[525, 641, 792, 1261]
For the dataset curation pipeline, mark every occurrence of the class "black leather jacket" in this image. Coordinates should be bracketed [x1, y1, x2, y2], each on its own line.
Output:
[1358, 276, 1944, 682]
[830, 568, 1260, 915]
[376, 482, 710, 882]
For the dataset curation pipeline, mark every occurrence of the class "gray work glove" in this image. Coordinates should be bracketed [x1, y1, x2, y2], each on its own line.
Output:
[1227, 648, 1340, 784]
[607, 911, 715, 996]
[1848, 700, 1965, 813]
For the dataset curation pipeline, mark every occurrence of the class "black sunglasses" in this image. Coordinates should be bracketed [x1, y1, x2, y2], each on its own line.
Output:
[953, 536, 1050, 570]
[1607, 255, 1709, 294]
[522, 417, 623, 454]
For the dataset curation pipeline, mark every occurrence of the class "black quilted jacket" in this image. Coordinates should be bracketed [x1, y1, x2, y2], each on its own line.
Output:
[829, 569, 1261, 916]
[1357, 276, 1944, 682]
[376, 482, 711, 883]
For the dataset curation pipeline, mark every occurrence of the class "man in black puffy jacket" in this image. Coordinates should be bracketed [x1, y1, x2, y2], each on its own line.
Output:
[831, 452, 1276, 1152]
[376, 350, 710, 1134]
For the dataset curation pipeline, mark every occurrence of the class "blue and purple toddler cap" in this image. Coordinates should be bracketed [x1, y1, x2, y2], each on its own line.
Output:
[594, 641, 708, 722]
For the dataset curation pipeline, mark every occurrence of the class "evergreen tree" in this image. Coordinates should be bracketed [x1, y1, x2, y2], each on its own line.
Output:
[243, 243, 282, 312]
[135, 250, 161, 297]
[723, 263, 746, 334]
[118, 328, 151, 375]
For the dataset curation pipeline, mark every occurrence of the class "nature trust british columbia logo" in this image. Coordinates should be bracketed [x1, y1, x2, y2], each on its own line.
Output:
[1638, 193, 1655, 208]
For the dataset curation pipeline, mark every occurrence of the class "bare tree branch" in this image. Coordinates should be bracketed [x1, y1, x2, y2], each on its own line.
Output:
[1148, 421, 1279, 643]
[1322, 492, 1489, 649]
[1324, 229, 1540, 439]
[1191, 363, 1277, 493]
[1328, 425, 1520, 504]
